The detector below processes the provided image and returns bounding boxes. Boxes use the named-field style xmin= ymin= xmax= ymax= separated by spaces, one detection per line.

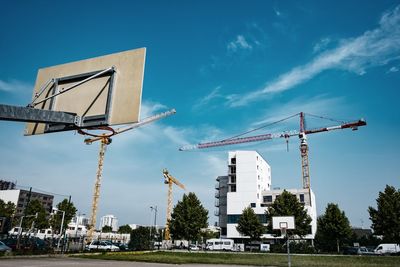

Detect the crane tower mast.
xmin=162 ymin=169 xmax=185 ymax=240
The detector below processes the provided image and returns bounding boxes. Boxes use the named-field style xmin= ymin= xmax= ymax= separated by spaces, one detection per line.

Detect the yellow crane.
xmin=162 ymin=169 xmax=185 ymax=240
xmin=80 ymin=109 xmax=176 ymax=242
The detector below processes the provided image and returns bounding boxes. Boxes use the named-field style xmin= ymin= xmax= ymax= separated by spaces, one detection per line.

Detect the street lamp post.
xmin=150 ymin=206 xmax=158 ymax=248
xmin=53 ymin=208 xmax=66 ymax=251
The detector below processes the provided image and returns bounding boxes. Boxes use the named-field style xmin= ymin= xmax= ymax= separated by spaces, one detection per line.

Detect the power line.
xmin=16 ymin=184 xmax=70 ymax=198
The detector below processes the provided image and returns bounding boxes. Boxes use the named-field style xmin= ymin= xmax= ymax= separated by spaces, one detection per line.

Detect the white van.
xmin=374 ymin=243 xmax=400 ymax=255
xmin=206 ymin=238 xmax=234 ymax=251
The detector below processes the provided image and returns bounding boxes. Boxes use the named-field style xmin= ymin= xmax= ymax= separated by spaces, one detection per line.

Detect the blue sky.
xmin=1 ymin=0 xmax=399 ymax=229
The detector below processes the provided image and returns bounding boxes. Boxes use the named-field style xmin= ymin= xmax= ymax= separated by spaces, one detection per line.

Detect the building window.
xmin=231 ymin=158 xmax=236 ymax=164
xmin=227 ymin=215 xmax=241 ymax=223
xmin=230 ymin=166 xmax=236 ymax=174
xmin=230 ymin=176 xmax=236 ymax=183
xmin=299 ymin=194 xmax=305 ymax=203
xmin=257 ymin=214 xmax=268 ymax=223
xmin=228 ymin=214 xmax=267 ymax=224
xmin=250 ymin=203 xmax=256 ymax=208
xmin=260 ymin=203 xmax=268 ymax=207
xmin=263 ymin=195 xmax=273 ymax=203
xmin=230 ymin=185 xmax=236 ymax=192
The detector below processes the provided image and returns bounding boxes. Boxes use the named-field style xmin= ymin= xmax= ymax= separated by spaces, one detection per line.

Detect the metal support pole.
xmin=16 ymin=216 xmax=24 ymax=249
xmin=287 ymin=236 xmax=291 ymax=267
xmin=57 ymin=210 xmax=65 ymax=251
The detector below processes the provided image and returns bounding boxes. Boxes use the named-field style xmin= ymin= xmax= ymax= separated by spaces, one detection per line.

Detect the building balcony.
xmin=227 ymin=179 xmax=236 ymax=185
xmin=215 ymin=199 xmax=219 ymax=207
xmin=215 ymin=191 xmax=220 ymax=198
xmin=214 ymin=210 xmax=219 ymax=216
xmin=215 ymin=183 xmax=220 ymax=189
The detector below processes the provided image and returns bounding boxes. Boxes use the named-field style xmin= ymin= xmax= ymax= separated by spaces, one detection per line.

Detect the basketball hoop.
xmin=279 ymin=222 xmax=288 ymax=237
xmin=78 ymin=126 xmax=116 ymax=144
xmin=78 ymin=126 xmax=116 ymax=138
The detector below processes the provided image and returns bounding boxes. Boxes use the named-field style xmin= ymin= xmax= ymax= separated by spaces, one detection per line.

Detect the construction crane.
xmin=180 ymin=112 xmax=366 ymax=192
xmin=162 ymin=169 xmax=185 ymax=240
xmin=81 ymin=109 xmax=176 ymax=241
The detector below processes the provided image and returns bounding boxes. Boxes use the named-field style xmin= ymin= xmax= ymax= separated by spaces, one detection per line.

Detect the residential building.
xmin=216 ymin=151 xmax=271 ymax=238
xmin=0 ymin=188 xmax=53 ymax=216
xmin=0 ymin=180 xmax=16 ymax=190
xmin=215 ymin=150 xmax=317 ymax=240
xmin=100 ymin=214 xmax=118 ymax=232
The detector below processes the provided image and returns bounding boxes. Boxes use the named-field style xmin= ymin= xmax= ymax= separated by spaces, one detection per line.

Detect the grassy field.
xmin=78 ymin=251 xmax=400 ymax=267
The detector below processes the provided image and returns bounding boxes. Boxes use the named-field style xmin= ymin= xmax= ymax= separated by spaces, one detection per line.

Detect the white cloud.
xmin=0 ymin=79 xmax=31 ymax=92
xmin=251 ymin=95 xmax=346 ymax=127
xmin=388 ymin=66 xmax=399 ymax=73
xmin=227 ymin=35 xmax=253 ymax=52
xmin=140 ymin=101 xmax=168 ymax=118
xmin=193 ymin=86 xmax=222 ymax=110
xmin=313 ymin=37 xmax=331 ymax=53
xmin=227 ymin=5 xmax=400 ymax=107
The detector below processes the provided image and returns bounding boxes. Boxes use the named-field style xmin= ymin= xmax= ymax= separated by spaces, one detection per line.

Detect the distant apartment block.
xmin=100 ymin=214 xmax=118 ymax=232
xmin=0 ymin=180 xmax=16 ymax=190
xmin=215 ymin=150 xmax=317 ymax=240
xmin=0 ymin=188 xmax=53 ymax=216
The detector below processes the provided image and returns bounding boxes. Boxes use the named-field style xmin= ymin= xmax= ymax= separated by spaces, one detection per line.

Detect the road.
xmin=0 ymin=257 xmax=260 ymax=267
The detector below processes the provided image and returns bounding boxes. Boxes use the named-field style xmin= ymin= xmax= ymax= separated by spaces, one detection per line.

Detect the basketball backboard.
xmin=25 ymin=48 xmax=146 ymax=135
xmin=272 ymin=216 xmax=295 ymax=230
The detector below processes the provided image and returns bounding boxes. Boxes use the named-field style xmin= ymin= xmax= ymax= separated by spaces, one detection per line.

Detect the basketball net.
xmin=280 ymin=227 xmax=287 ymax=237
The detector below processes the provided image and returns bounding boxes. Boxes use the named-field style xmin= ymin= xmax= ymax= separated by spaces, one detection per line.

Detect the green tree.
xmin=49 ymin=199 xmax=77 ymax=234
xmin=267 ymin=190 xmax=312 ymax=237
xmin=368 ymin=185 xmax=400 ymax=244
xmin=23 ymin=199 xmax=49 ymax=230
xmin=169 ymin=192 xmax=208 ymax=243
xmin=0 ymin=199 xmax=16 ymax=218
xmin=118 ymin=224 xmax=132 ymax=234
xmin=236 ymin=206 xmax=264 ymax=241
xmin=129 ymin=226 xmax=152 ymax=250
xmin=0 ymin=200 xmax=16 ymax=232
xmin=102 ymin=225 xmax=113 ymax=232
xmin=315 ymin=203 xmax=352 ymax=253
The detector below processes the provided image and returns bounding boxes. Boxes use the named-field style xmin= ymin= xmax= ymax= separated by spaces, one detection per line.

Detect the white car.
xmin=86 ymin=240 xmax=120 ymax=251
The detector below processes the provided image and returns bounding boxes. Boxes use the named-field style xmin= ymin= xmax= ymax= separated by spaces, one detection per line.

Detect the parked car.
xmin=86 ymin=240 xmax=120 ymax=252
xmin=0 ymin=241 xmax=11 ymax=253
xmin=189 ymin=244 xmax=200 ymax=251
xmin=343 ymin=246 xmax=375 ymax=255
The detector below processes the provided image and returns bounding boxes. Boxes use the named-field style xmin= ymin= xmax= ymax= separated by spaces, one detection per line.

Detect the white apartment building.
xmin=100 ymin=214 xmax=118 ymax=232
xmin=215 ymin=150 xmax=317 ymax=240
xmin=217 ymin=151 xmax=271 ymax=238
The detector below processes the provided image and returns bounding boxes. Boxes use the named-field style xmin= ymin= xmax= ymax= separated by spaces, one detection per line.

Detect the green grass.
xmin=77 ymin=251 xmax=400 ymax=267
